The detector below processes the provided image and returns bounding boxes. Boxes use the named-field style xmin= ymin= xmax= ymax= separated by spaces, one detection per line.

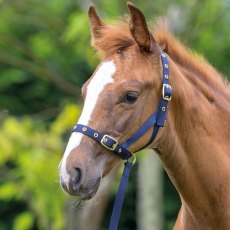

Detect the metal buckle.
xmin=101 ymin=135 xmax=118 ymax=151
xmin=162 ymin=84 xmax=172 ymax=101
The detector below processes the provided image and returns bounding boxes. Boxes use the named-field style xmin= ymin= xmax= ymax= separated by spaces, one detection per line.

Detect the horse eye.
xmin=122 ymin=92 xmax=139 ymax=104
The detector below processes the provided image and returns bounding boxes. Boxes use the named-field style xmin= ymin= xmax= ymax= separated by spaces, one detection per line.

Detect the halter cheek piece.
xmin=72 ymin=52 xmax=172 ymax=230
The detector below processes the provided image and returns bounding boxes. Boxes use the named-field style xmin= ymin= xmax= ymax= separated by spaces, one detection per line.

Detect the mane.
xmin=153 ymin=19 xmax=230 ymax=102
xmin=92 ymin=17 xmax=230 ymax=101
xmin=91 ymin=19 xmax=135 ymax=58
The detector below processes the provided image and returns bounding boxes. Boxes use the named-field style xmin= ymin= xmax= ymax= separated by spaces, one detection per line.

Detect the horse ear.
xmin=127 ymin=2 xmax=158 ymax=52
xmin=88 ymin=5 xmax=105 ymax=40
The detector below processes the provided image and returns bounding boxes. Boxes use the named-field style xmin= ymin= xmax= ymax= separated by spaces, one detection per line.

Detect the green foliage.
xmin=0 ymin=104 xmax=80 ymax=230
xmin=182 ymin=0 xmax=230 ymax=77
xmin=13 ymin=211 xmax=34 ymax=230
xmin=0 ymin=0 xmax=93 ymax=115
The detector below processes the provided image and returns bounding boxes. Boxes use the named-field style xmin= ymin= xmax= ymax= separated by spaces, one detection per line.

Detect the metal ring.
xmin=125 ymin=154 xmax=136 ymax=165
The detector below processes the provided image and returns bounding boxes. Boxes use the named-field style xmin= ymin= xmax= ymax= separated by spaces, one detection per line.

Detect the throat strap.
xmin=122 ymin=112 xmax=158 ymax=148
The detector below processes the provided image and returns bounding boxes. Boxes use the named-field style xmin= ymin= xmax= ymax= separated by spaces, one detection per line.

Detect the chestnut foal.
xmin=59 ymin=2 xmax=230 ymax=230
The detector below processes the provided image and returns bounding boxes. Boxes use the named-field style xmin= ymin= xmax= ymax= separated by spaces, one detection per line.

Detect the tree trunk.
xmin=137 ymin=149 xmax=164 ymax=230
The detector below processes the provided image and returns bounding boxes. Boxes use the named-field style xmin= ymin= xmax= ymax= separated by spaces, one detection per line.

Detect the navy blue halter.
xmin=72 ymin=51 xmax=172 ymax=230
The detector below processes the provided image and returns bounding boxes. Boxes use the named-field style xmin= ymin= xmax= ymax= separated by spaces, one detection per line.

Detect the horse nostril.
xmin=71 ymin=167 xmax=82 ymax=191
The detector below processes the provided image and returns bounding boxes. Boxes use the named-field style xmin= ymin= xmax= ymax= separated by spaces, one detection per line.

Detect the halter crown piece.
xmin=72 ymin=51 xmax=172 ymax=230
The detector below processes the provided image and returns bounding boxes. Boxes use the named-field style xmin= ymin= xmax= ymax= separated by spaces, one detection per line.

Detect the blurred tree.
xmin=0 ymin=0 xmax=94 ymax=116
xmin=137 ymin=150 xmax=164 ymax=230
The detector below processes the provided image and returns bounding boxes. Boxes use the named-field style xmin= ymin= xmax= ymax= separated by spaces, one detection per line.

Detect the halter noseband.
xmin=72 ymin=51 xmax=172 ymax=230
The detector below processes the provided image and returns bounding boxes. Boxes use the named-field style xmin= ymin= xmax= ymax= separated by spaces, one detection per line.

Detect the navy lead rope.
xmin=109 ymin=161 xmax=133 ymax=230
xmin=72 ymin=52 xmax=172 ymax=230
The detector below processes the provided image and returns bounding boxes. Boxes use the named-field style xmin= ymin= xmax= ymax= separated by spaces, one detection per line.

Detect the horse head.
xmin=59 ymin=3 xmax=165 ymax=199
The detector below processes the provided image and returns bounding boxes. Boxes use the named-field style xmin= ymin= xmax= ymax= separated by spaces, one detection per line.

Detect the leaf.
xmin=12 ymin=212 xmax=34 ymax=230
xmin=0 ymin=69 xmax=26 ymax=91
xmin=51 ymin=104 xmax=82 ymax=135
xmin=0 ymin=183 xmax=19 ymax=200
xmin=29 ymin=33 xmax=57 ymax=59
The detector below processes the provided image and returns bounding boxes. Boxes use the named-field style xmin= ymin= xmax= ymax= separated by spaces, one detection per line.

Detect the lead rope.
xmin=72 ymin=52 xmax=172 ymax=230
xmin=109 ymin=162 xmax=134 ymax=230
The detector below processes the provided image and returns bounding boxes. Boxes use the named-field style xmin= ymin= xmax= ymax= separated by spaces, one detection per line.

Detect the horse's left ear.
xmin=127 ymin=2 xmax=159 ymax=53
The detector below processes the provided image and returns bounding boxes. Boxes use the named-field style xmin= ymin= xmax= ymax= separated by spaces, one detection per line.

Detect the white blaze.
xmin=60 ymin=61 xmax=116 ymax=181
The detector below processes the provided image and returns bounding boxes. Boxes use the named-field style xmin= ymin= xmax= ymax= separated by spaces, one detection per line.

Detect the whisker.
xmin=71 ymin=198 xmax=87 ymax=209
xmin=54 ymin=179 xmax=60 ymax=183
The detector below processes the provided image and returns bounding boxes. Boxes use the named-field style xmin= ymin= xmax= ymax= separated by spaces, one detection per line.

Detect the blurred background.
xmin=0 ymin=0 xmax=229 ymax=229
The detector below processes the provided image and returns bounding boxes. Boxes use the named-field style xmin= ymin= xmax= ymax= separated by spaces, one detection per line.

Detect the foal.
xmin=59 ymin=3 xmax=230 ymax=229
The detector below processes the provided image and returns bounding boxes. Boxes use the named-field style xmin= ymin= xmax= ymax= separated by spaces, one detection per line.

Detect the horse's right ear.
xmin=88 ymin=5 xmax=105 ymax=40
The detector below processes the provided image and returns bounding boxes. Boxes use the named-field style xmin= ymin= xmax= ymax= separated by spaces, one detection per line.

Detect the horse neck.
xmin=154 ymin=57 xmax=230 ymax=226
